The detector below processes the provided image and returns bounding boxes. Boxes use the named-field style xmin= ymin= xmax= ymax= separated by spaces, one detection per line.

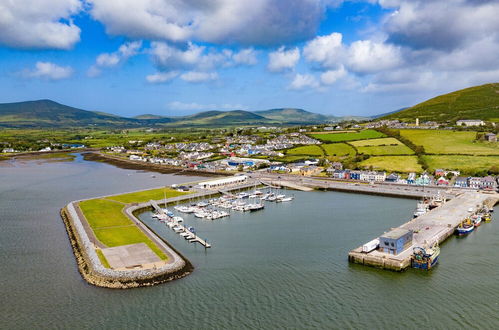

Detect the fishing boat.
xmin=429 ymin=191 xmax=444 ymax=210
xmin=472 ymin=215 xmax=482 ymax=227
xmin=411 ymin=244 xmax=440 ymax=270
xmin=456 ymin=219 xmax=474 ymax=235
xmin=413 ymin=201 xmax=429 ymax=218
xmin=483 ymin=213 xmax=492 ymax=221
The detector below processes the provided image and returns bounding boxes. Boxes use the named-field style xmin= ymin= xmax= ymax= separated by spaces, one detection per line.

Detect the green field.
xmin=311 ymin=129 xmax=385 ymax=142
xmin=359 ymin=156 xmax=423 ymax=173
xmin=79 ymin=199 xmax=132 ymax=227
xmin=78 ymin=198 xmax=167 ymax=260
xmin=400 ymin=129 xmax=499 ymax=155
xmin=322 ymin=143 xmax=356 ymax=156
xmin=422 ymin=155 xmax=499 ymax=174
xmin=107 ymin=187 xmax=190 ymax=204
xmin=286 ymin=145 xmax=324 ymax=156
xmin=350 ymin=137 xmax=414 ymax=155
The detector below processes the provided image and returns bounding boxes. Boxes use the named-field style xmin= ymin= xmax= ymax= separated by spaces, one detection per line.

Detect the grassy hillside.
xmin=382 ymin=83 xmax=499 ymax=122
xmin=1 ymin=100 xmax=339 ymax=128
xmin=0 ymin=100 xmax=141 ymax=128
xmin=255 ymin=108 xmax=332 ymax=123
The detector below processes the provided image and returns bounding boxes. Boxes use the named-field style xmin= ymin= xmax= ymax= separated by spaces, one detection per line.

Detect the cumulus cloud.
xmin=146 ymin=71 xmax=179 ymax=84
xmin=87 ymin=0 xmax=327 ymax=46
xmin=180 ymin=71 xmax=218 ymax=83
xmin=347 ymin=40 xmax=402 ymax=74
xmin=88 ymin=41 xmax=142 ymax=77
xmin=168 ymin=101 xmax=248 ymax=111
xmin=289 ymin=73 xmax=320 ymax=90
xmin=382 ymin=0 xmax=499 ymax=51
xmin=303 ymin=32 xmax=344 ymax=68
xmin=0 ymin=0 xmax=81 ymax=49
xmin=21 ymin=62 xmax=73 ymax=80
xmin=320 ymin=66 xmax=347 ymax=85
xmin=231 ymin=48 xmax=258 ymax=66
xmin=268 ymin=47 xmax=300 ymax=72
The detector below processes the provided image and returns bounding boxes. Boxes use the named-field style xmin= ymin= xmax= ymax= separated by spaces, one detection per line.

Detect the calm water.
xmin=1 ymin=154 xmax=498 ymax=329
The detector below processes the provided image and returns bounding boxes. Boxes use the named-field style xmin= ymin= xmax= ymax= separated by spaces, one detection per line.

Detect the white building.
xmin=198 ymin=175 xmax=248 ymax=189
xmin=456 ymin=119 xmax=485 ymax=126
xmin=360 ymin=171 xmax=386 ymax=182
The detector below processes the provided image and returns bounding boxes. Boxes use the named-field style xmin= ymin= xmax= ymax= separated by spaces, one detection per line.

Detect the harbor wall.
xmin=60 ymin=203 xmax=193 ymax=289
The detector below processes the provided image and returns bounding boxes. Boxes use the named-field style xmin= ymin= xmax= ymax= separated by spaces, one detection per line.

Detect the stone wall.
xmin=61 ymin=202 xmax=193 ymax=289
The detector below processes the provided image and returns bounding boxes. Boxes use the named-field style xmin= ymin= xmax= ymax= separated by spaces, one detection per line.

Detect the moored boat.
xmin=456 ymin=219 xmax=474 ymax=235
xmin=411 ymin=244 xmax=440 ymax=270
xmin=472 ymin=215 xmax=482 ymax=227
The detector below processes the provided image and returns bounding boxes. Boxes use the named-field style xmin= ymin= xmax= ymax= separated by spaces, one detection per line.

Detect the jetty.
xmin=348 ymin=191 xmax=499 ymax=271
xmin=261 ymin=180 xmax=313 ymax=192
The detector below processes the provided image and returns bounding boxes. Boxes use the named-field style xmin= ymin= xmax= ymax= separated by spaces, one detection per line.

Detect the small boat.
xmin=197 ymin=201 xmax=209 ymax=208
xmin=194 ymin=212 xmax=205 ymax=218
xmin=456 ymin=219 xmax=474 ymax=235
xmin=248 ymin=203 xmax=265 ymax=211
xmin=411 ymin=244 xmax=440 ymax=270
xmin=483 ymin=213 xmax=492 ymax=221
xmin=413 ymin=201 xmax=429 ymax=218
xmin=278 ymin=196 xmax=294 ymax=202
xmin=472 ymin=215 xmax=482 ymax=227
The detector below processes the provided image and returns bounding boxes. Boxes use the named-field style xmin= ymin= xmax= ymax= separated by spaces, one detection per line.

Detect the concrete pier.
xmin=348 ymin=191 xmax=499 ymax=271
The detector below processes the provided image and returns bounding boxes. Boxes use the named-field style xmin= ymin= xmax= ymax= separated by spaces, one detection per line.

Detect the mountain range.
xmin=0 ymin=100 xmax=366 ymax=128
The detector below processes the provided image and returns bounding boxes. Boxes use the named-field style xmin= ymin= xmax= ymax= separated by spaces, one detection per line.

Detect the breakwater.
xmin=61 ymin=202 xmax=192 ymax=289
xmin=83 ymin=151 xmax=229 ymax=177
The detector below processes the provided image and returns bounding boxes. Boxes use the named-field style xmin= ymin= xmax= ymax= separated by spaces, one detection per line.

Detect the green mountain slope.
xmin=382 ymin=83 xmax=499 ymax=122
xmin=0 ymin=100 xmax=344 ymax=128
xmin=0 ymin=99 xmax=140 ymax=128
xmin=255 ymin=108 xmax=333 ymax=123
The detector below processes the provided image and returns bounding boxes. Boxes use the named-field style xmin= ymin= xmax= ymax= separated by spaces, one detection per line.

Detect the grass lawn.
xmin=311 ymin=129 xmax=385 ymax=142
xmin=79 ymin=199 xmax=132 ymax=228
xmin=422 ymin=155 xmax=499 ymax=174
xmin=286 ymin=145 xmax=324 ymax=156
xmin=107 ymin=187 xmax=190 ymax=204
xmin=400 ymin=129 xmax=499 ymax=155
xmin=279 ymin=155 xmax=310 ymax=162
xmin=322 ymin=143 xmax=356 ymax=156
xmin=93 ymin=226 xmax=167 ymax=259
xmin=79 ymin=198 xmax=168 ymax=260
xmin=350 ymin=137 xmax=414 ymax=155
xmin=359 ymin=156 xmax=423 ymax=173
xmin=96 ymin=249 xmax=111 ymax=268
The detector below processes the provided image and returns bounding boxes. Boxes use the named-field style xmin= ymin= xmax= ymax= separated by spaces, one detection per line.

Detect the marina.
xmin=3 ymin=156 xmax=499 ymax=328
xmin=145 ymin=184 xmax=296 ymax=248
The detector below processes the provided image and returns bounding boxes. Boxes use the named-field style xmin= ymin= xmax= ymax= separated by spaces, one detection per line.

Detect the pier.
xmin=348 ymin=191 xmax=499 ymax=271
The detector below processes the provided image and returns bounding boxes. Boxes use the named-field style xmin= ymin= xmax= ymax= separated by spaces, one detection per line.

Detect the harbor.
xmin=142 ymin=182 xmax=296 ymax=249
xmin=348 ymin=191 xmax=499 ymax=271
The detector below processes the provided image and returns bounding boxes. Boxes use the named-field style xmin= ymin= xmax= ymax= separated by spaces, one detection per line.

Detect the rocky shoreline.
xmin=83 ymin=151 xmax=229 ymax=177
xmin=60 ymin=203 xmax=194 ymax=289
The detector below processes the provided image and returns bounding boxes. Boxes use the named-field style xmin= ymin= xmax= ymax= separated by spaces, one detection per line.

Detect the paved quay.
xmin=348 ymin=191 xmax=499 ymax=271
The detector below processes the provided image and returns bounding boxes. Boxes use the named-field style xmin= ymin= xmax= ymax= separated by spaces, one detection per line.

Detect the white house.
xmin=456 ymin=119 xmax=485 ymax=126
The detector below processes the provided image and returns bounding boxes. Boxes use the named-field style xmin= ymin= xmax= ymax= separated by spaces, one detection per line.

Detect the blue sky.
xmin=1 ymin=0 xmax=499 ymax=117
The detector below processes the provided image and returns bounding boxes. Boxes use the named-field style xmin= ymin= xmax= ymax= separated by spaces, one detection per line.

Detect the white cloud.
xmin=268 ymin=47 xmax=300 ymax=72
xmin=180 ymin=71 xmax=218 ymax=83
xmin=21 ymin=61 xmax=73 ymax=80
xmin=168 ymin=101 xmax=248 ymax=111
xmin=89 ymin=41 xmax=142 ymax=77
xmin=232 ymin=48 xmax=258 ymax=66
xmin=288 ymin=73 xmax=320 ymax=90
xmin=303 ymin=32 xmax=344 ymax=68
xmin=87 ymin=0 xmax=328 ymax=46
xmin=0 ymin=0 xmax=81 ymax=49
xmin=320 ymin=66 xmax=347 ymax=85
xmin=347 ymin=40 xmax=402 ymax=74
xmin=146 ymin=71 xmax=179 ymax=84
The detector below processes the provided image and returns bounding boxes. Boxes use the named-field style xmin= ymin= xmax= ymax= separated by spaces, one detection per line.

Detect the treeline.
xmin=375 ymin=126 xmax=429 ymax=170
